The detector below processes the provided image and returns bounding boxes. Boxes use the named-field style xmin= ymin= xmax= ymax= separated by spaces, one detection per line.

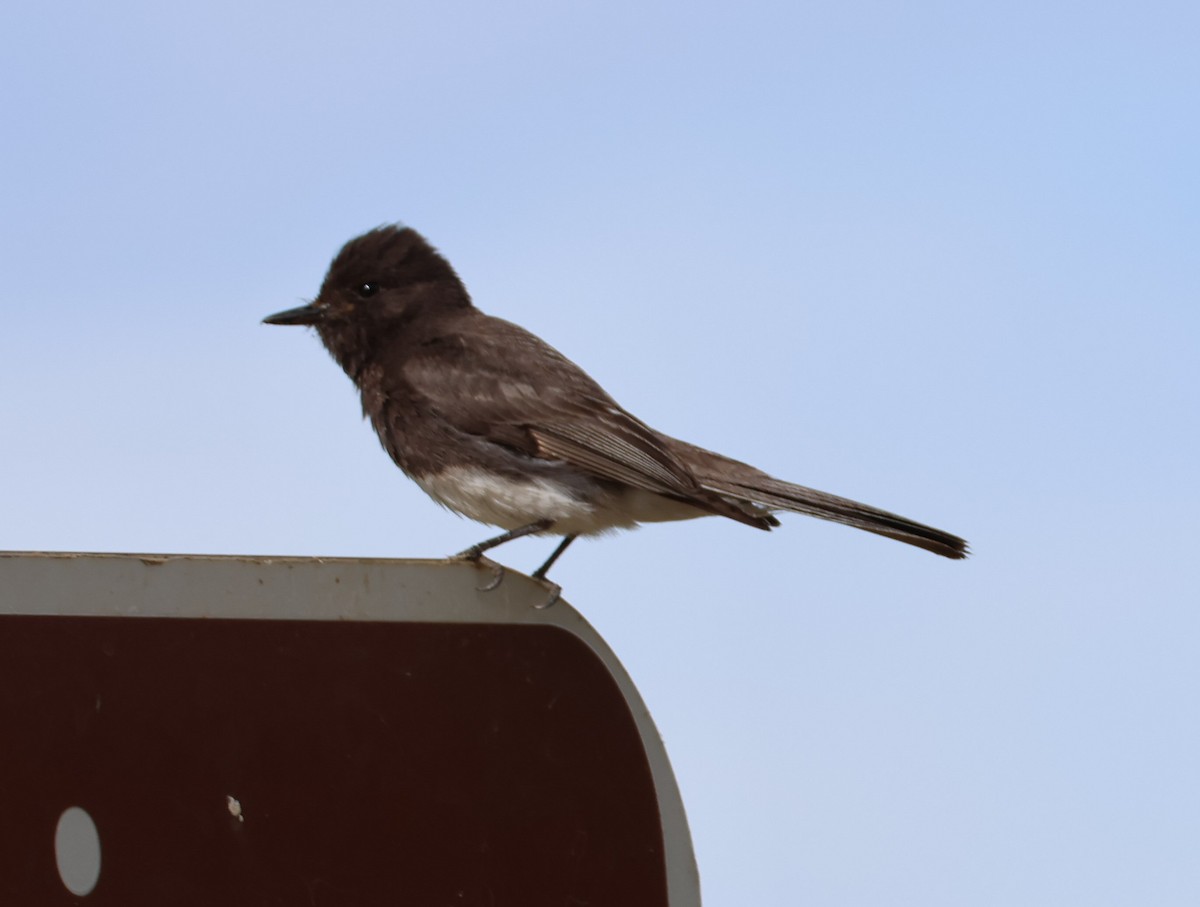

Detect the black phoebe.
xmin=264 ymin=225 xmax=967 ymax=591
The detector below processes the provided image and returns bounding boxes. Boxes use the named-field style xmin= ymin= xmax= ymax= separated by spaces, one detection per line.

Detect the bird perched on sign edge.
xmin=264 ymin=225 xmax=968 ymax=602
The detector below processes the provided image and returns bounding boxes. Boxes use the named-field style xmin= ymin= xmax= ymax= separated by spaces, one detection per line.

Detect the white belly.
xmin=414 ymin=466 xmax=710 ymax=536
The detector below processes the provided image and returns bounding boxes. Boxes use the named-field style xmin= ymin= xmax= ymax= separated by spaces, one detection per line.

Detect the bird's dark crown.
xmin=317 ymin=225 xmax=468 ymax=314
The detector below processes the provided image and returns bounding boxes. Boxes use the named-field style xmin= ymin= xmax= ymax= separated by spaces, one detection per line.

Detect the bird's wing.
xmin=398 ymin=315 xmax=772 ymax=529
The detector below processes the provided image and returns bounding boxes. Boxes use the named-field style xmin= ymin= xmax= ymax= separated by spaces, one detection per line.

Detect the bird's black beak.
xmin=262 ymin=302 xmax=323 ymax=326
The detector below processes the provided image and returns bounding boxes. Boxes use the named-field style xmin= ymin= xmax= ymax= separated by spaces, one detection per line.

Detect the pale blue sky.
xmin=3 ymin=2 xmax=1198 ymax=903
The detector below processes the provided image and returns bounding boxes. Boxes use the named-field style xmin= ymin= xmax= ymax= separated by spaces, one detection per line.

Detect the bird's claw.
xmin=453 ymin=549 xmax=506 ymax=592
xmin=534 ymin=580 xmax=561 ymax=610
xmin=477 ymin=562 xmax=505 ymax=592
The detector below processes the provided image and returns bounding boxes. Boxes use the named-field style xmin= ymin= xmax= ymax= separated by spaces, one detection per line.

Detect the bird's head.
xmin=263 ymin=225 xmax=470 ymax=360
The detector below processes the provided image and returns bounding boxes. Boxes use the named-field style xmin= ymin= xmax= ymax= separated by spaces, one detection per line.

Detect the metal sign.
xmin=0 ymin=552 xmax=700 ymax=906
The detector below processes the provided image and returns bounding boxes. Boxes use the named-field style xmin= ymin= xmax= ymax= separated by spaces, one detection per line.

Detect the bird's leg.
xmin=454 ymin=520 xmax=554 ymax=591
xmin=532 ymin=535 xmax=577 ymax=580
xmin=456 ymin=520 xmax=555 ymax=560
xmin=528 ymin=535 xmax=577 ymax=609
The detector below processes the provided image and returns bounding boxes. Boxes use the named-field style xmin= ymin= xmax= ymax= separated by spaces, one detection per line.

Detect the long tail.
xmin=666 ymin=437 xmax=969 ymax=560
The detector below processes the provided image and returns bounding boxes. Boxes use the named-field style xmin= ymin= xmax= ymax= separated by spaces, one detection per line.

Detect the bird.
xmin=263 ymin=225 xmax=967 ymax=597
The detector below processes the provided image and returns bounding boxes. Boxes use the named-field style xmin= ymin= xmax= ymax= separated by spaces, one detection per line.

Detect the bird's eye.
xmin=356 ymin=282 xmax=379 ymax=298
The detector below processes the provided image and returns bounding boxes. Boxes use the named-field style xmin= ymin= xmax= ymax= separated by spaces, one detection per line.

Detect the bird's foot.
xmin=453 ymin=548 xmax=506 ymax=592
xmin=533 ymin=579 xmax=561 ymax=610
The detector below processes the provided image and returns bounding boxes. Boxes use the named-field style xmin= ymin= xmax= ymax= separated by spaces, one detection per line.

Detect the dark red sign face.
xmin=0 ymin=617 xmax=668 ymax=906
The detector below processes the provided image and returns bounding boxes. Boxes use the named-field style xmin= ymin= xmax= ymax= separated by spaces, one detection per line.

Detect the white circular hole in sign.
xmin=55 ymin=806 xmax=102 ymax=896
